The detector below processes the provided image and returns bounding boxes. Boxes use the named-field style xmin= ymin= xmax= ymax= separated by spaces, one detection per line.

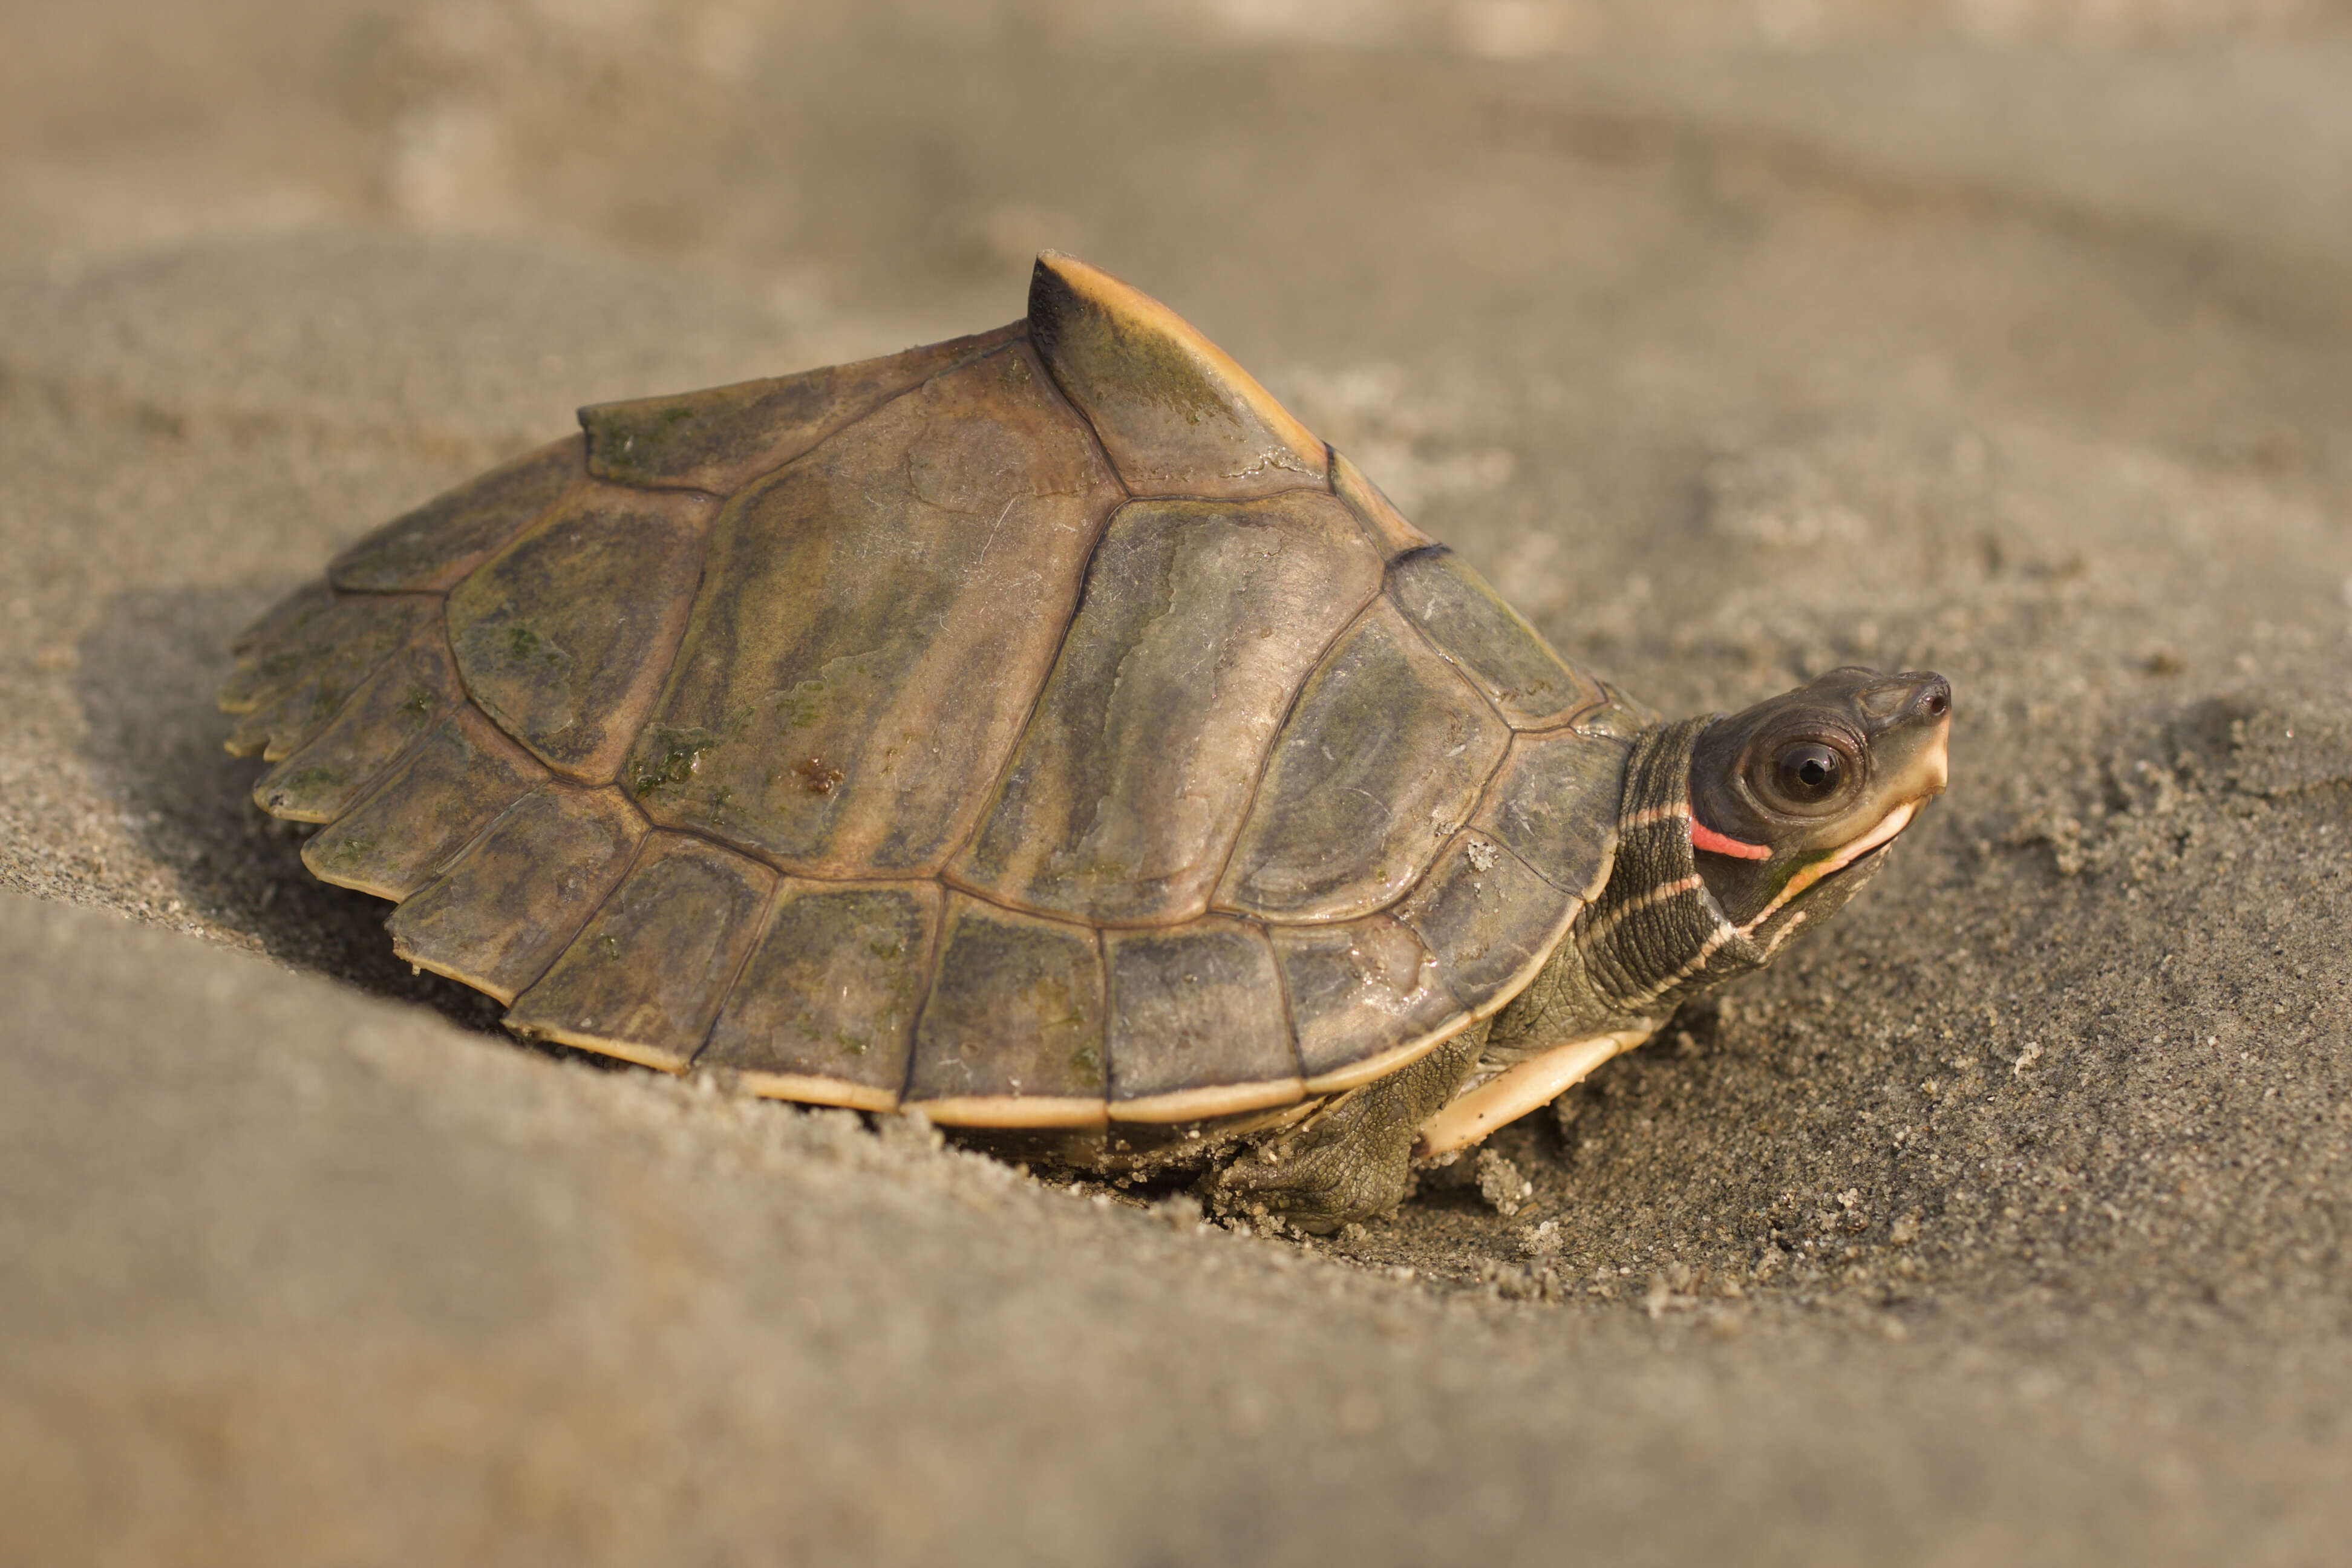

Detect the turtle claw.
xmin=1207 ymin=1105 xmax=1414 ymax=1234
xmin=1203 ymin=1024 xmax=1487 ymax=1235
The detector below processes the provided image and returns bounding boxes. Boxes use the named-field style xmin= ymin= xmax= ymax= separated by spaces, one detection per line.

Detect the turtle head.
xmin=1515 ymin=667 xmax=1949 ymax=1034
xmin=1685 ymin=666 xmax=1952 ymax=930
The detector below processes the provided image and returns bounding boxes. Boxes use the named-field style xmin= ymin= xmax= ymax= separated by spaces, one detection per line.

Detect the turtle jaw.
xmin=1749 ymin=792 xmax=1918 ymax=929
xmin=1870 ymin=687 xmax=1952 ymax=809
xmin=1913 ymin=739 xmax=1949 ymax=800
xmin=1842 ymin=701 xmax=1951 ymax=849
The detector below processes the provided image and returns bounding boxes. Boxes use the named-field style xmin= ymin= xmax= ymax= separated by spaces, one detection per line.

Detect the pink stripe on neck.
xmin=1689 ymin=812 xmax=1771 ymax=861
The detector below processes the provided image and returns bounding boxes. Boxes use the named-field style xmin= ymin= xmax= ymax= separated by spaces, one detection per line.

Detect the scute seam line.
xmin=578 ymin=325 xmax=1025 ymax=496
xmin=255 ymin=617 xmax=454 ymax=822
xmin=1462 ymin=728 xmax=1633 ymax=902
xmin=411 ymin=704 xmax=557 ymax=888
xmin=1322 ymin=440 xmax=1418 ymax=563
xmin=1255 ymin=913 xmax=1310 ymax=1088
xmin=901 ymin=900 xmax=1111 ymax=1119
xmin=1112 ymin=481 xmax=1327 ymax=504
xmin=1199 ymin=584 xmax=1387 ymax=908
xmin=292 ymin=604 xmax=465 ymax=833
xmin=244 ymin=588 xmax=443 ymax=762
xmin=503 ymin=819 xmax=660 ymax=1044
xmin=313 ymin=700 xmax=549 ymax=901
xmin=587 ymin=335 xmax=1041 ymax=797
xmin=1396 ymin=834 xmax=1576 ymax=1025
xmin=690 ymin=873 xmax=945 ymax=1108
xmin=552 ymin=488 xmax=719 ymax=788
xmin=928 ymin=336 xmax=1133 ymax=882
xmin=684 ymin=861 xmax=789 ymax=1076
xmin=405 ymin=781 xmax=648 ymax=1008
xmin=1379 ymin=567 xmax=1514 ymax=731
xmin=329 ymin=441 xmax=588 ymax=594
xmin=1376 ymin=550 xmax=1605 ymax=733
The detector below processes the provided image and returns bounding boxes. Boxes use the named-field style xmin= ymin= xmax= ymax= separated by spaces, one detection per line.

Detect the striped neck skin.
xmin=1573 ymin=717 xmax=1890 ymax=1019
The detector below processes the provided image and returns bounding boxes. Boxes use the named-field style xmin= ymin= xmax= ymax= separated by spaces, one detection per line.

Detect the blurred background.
xmin=9 ymin=0 xmax=2348 ymax=722
xmin=10 ymin=0 xmax=2352 ymax=302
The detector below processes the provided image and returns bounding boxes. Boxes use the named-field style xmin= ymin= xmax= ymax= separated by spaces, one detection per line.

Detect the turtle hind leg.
xmin=1203 ymin=1022 xmax=1487 ymax=1234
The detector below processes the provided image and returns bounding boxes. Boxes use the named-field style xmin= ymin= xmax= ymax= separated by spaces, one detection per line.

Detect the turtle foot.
xmin=1201 ymin=1023 xmax=1487 ymax=1235
xmin=1205 ymin=1103 xmax=1413 ymax=1234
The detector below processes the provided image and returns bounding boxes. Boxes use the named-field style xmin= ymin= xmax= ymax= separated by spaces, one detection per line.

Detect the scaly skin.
xmin=1205 ymin=1024 xmax=1489 ymax=1234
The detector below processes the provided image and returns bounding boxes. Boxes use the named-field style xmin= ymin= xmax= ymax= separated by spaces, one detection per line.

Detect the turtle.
xmin=220 ymin=252 xmax=1952 ymax=1232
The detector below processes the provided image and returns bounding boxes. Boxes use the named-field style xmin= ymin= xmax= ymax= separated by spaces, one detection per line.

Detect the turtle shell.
xmin=223 ymin=253 xmax=1636 ymax=1128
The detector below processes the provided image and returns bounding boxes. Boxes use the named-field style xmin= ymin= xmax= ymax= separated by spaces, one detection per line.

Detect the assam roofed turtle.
xmin=220 ymin=252 xmax=1952 ymax=1232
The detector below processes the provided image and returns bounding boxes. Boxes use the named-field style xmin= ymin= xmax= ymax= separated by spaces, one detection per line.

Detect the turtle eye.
xmin=1771 ymin=742 xmax=1844 ymax=805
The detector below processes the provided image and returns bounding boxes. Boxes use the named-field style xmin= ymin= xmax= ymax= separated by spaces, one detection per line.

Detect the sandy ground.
xmin=4 ymin=4 xmax=2350 ymax=1562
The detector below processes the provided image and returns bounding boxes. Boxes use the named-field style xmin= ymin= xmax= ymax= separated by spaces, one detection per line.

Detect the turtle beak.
xmin=1878 ymin=671 xmax=1952 ymax=805
xmin=1918 ymin=719 xmax=1951 ymax=798
xmin=1853 ymin=667 xmax=1947 ymax=804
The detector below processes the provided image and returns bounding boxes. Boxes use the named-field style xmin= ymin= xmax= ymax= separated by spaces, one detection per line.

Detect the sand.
xmin=4 ymin=5 xmax=2350 ymax=1562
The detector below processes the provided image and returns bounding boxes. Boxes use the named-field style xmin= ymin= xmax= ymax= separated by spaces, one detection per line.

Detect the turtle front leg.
xmin=1204 ymin=1022 xmax=1488 ymax=1234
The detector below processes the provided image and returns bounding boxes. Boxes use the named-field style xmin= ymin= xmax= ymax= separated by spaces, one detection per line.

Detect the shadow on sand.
xmin=75 ymin=581 xmax=528 ymax=1039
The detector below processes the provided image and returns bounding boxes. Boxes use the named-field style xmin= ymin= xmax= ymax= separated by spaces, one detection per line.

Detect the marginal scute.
xmin=1469 ymin=728 xmax=1628 ymax=901
xmin=1028 ymin=252 xmax=1325 ymax=498
xmin=627 ymin=343 xmax=1122 ymax=874
xmin=904 ymin=896 xmax=1106 ymax=1125
xmin=1269 ymin=915 xmax=1467 ymax=1089
xmin=580 ymin=324 xmax=1024 ymax=494
xmin=1387 ymin=549 xmax=1599 ymax=730
xmin=221 ymin=592 xmax=438 ymax=760
xmin=1331 ymin=448 xmax=1435 ymax=558
xmin=220 ymin=584 xmax=425 ymax=716
xmin=1394 ymin=831 xmax=1580 ymax=1016
xmin=252 ymin=630 xmax=463 ymax=823
xmin=387 ymin=784 xmax=648 ymax=1004
xmin=1105 ymin=918 xmax=1298 ymax=1120
xmin=1217 ymin=600 xmax=1509 ymax=922
xmin=229 ymin=581 xmax=331 ymax=662
xmin=300 ymin=707 xmax=548 ymax=900
xmin=953 ymin=491 xmax=1384 ymax=925
xmin=328 ymin=437 xmax=583 ymax=593
xmin=701 ymin=880 xmax=944 ymax=1110
xmin=448 ymin=482 xmax=713 ymax=783
xmin=505 ymin=832 xmax=776 ymax=1072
